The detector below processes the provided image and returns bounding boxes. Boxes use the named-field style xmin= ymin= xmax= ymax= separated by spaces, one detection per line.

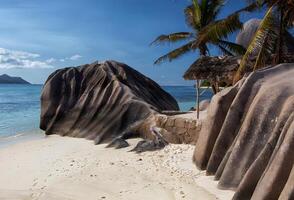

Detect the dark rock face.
xmin=0 ymin=74 xmax=30 ymax=84
xmin=193 ymin=63 xmax=294 ymax=200
xmin=40 ymin=60 xmax=179 ymax=144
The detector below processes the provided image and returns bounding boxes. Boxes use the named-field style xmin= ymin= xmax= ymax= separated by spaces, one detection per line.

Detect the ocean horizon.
xmin=0 ymin=84 xmax=213 ymax=138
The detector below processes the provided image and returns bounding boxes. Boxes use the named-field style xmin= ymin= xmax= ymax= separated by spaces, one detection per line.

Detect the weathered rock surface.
xmin=155 ymin=113 xmax=203 ymax=144
xmin=193 ymin=63 xmax=294 ymax=200
xmin=198 ymin=99 xmax=210 ymax=111
xmin=40 ymin=60 xmax=179 ymax=145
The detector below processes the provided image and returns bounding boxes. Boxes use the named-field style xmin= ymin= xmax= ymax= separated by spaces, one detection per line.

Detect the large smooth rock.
xmin=40 ymin=60 xmax=179 ymax=144
xmin=193 ymin=63 xmax=294 ymax=199
xmin=198 ymin=99 xmax=210 ymax=111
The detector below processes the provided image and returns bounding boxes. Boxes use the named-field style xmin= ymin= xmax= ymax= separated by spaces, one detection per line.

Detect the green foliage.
xmin=200 ymin=80 xmax=211 ymax=86
xmin=217 ymin=40 xmax=246 ymax=55
xmin=235 ymin=0 xmax=294 ymax=82
xmin=196 ymin=14 xmax=242 ymax=45
xmin=152 ymin=0 xmax=251 ymax=64
xmin=151 ymin=32 xmax=193 ymax=45
xmin=153 ymin=41 xmax=196 ymax=65
xmin=239 ymin=6 xmax=277 ymax=71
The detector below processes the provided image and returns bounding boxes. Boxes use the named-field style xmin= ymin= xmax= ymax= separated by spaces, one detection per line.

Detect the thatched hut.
xmin=183 ymin=54 xmax=294 ymax=93
xmin=183 ymin=56 xmax=241 ymax=93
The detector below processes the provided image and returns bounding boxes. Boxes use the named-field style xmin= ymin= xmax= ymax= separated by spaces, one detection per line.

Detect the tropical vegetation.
xmin=151 ymin=0 xmax=254 ymax=63
xmin=235 ymin=0 xmax=294 ymax=81
xmin=151 ymin=0 xmax=258 ymax=93
xmin=152 ymin=0 xmax=257 ymax=117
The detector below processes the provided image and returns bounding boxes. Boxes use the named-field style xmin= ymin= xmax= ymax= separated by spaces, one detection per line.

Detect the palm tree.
xmin=152 ymin=0 xmax=255 ymax=118
xmin=235 ymin=0 xmax=294 ymax=81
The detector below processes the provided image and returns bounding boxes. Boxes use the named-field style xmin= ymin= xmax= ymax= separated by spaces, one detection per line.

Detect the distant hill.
xmin=0 ymin=74 xmax=30 ymax=84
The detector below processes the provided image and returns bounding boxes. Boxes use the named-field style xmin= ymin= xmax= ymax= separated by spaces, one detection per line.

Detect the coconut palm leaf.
xmin=247 ymin=0 xmax=270 ymax=7
xmin=233 ymin=1 xmax=262 ymax=13
xmin=235 ymin=5 xmax=277 ymax=81
xmin=154 ymin=41 xmax=196 ymax=64
xmin=218 ymin=45 xmax=234 ymax=56
xmin=205 ymin=0 xmax=225 ymax=24
xmin=184 ymin=5 xmax=194 ymax=28
xmin=285 ymin=0 xmax=294 ymax=26
xmin=196 ymin=14 xmax=242 ymax=45
xmin=184 ymin=4 xmax=201 ymax=29
xmin=193 ymin=0 xmax=202 ymax=26
xmin=199 ymin=0 xmax=208 ymax=24
xmin=196 ymin=2 xmax=259 ymax=45
xmin=150 ymin=32 xmax=193 ymax=45
xmin=153 ymin=0 xmax=258 ymax=70
xmin=217 ymin=40 xmax=246 ymax=55
xmin=253 ymin=26 xmax=277 ymax=69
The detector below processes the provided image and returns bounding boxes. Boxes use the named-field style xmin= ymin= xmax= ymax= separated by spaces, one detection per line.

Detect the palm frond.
xmin=285 ymin=0 xmax=294 ymax=27
xmin=150 ymin=32 xmax=193 ymax=46
xmin=247 ymin=0 xmax=266 ymax=7
xmin=196 ymin=14 xmax=242 ymax=44
xmin=235 ymin=5 xmax=277 ymax=82
xmin=206 ymin=0 xmax=225 ymax=24
xmin=192 ymin=0 xmax=202 ymax=26
xmin=184 ymin=4 xmax=200 ymax=29
xmin=154 ymin=41 xmax=196 ymax=64
xmin=217 ymin=40 xmax=246 ymax=55
xmin=218 ymin=45 xmax=234 ymax=56
xmin=253 ymin=27 xmax=277 ymax=69
xmin=199 ymin=0 xmax=209 ymax=26
xmin=230 ymin=1 xmax=261 ymax=15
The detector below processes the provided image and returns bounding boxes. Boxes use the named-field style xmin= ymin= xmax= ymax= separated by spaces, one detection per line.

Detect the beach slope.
xmin=0 ymin=135 xmax=233 ymax=200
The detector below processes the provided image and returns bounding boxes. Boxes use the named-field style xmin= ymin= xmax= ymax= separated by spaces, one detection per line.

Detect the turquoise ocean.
xmin=0 ymin=84 xmax=213 ymax=138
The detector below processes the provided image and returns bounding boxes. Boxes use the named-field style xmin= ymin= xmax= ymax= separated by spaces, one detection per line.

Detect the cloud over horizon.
xmin=69 ymin=54 xmax=82 ymax=60
xmin=0 ymin=48 xmax=54 ymax=69
xmin=0 ymin=48 xmax=83 ymax=69
xmin=59 ymin=54 xmax=83 ymax=62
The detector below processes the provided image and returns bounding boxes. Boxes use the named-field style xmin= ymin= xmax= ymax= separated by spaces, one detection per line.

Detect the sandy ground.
xmin=0 ymin=135 xmax=234 ymax=200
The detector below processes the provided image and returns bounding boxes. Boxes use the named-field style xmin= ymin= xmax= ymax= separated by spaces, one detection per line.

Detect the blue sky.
xmin=0 ymin=0 xmax=263 ymax=85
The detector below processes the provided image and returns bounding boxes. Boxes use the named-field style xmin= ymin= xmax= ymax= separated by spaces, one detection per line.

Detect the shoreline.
xmin=0 ymin=135 xmax=234 ymax=200
xmin=0 ymin=129 xmax=44 ymax=149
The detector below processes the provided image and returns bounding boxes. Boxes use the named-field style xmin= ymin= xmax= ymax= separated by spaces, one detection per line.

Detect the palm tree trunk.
xmin=210 ymin=79 xmax=219 ymax=94
xmin=196 ymin=79 xmax=200 ymax=119
xmin=196 ymin=45 xmax=207 ymax=119
xmin=215 ymin=81 xmax=220 ymax=93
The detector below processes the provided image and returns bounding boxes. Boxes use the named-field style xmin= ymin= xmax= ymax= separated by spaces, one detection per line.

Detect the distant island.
xmin=0 ymin=74 xmax=30 ymax=84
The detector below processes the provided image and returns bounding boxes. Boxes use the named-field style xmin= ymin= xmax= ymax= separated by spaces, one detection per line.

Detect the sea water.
xmin=0 ymin=84 xmax=213 ymax=138
xmin=0 ymin=84 xmax=43 ymax=138
xmin=163 ymin=86 xmax=213 ymax=111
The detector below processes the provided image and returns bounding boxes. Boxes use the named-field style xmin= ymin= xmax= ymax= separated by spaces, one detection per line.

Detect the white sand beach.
xmin=0 ymin=135 xmax=234 ymax=200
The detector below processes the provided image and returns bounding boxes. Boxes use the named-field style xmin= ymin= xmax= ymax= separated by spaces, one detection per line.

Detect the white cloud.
xmin=58 ymin=54 xmax=82 ymax=62
xmin=69 ymin=54 xmax=82 ymax=60
xmin=0 ymin=48 xmax=54 ymax=69
xmin=0 ymin=48 xmax=83 ymax=69
xmin=45 ymin=58 xmax=56 ymax=64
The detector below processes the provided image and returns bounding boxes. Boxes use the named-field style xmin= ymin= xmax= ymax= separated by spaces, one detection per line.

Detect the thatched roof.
xmin=183 ymin=56 xmax=241 ymax=80
xmin=183 ymin=54 xmax=294 ymax=81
